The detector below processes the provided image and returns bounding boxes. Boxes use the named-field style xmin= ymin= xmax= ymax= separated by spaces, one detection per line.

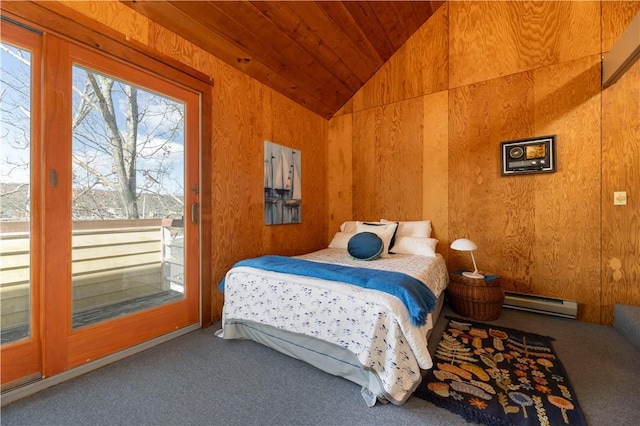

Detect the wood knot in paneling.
xmin=609 ymin=257 xmax=623 ymax=281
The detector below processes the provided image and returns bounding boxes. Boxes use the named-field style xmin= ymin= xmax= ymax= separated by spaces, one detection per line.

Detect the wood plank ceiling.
xmin=121 ymin=1 xmax=445 ymax=119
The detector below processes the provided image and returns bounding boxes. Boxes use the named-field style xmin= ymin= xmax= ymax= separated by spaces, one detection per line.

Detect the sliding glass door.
xmin=1 ymin=22 xmax=201 ymax=387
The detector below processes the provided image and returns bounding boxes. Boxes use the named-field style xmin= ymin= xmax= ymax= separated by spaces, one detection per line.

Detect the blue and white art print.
xmin=264 ymin=141 xmax=301 ymax=225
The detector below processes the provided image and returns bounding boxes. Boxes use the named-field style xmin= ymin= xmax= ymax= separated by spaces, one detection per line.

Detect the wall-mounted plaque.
xmin=501 ymin=135 xmax=556 ymax=175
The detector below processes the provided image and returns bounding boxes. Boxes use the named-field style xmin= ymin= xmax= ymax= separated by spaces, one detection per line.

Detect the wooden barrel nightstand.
xmin=447 ymin=271 xmax=505 ymax=321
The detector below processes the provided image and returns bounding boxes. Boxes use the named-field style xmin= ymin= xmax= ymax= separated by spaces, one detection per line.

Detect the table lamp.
xmin=450 ymin=238 xmax=484 ymax=279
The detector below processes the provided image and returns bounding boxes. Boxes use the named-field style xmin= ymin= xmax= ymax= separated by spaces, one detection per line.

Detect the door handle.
xmin=191 ymin=202 xmax=199 ymax=224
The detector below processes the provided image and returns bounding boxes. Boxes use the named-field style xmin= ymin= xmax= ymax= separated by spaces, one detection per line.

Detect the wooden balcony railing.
xmin=0 ymin=219 xmax=184 ymax=332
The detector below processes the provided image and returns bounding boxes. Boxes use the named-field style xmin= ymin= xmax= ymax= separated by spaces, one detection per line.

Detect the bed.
xmin=216 ymin=220 xmax=449 ymax=406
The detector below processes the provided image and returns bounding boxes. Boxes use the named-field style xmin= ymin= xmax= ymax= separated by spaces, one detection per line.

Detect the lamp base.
xmin=462 ymin=271 xmax=485 ymax=279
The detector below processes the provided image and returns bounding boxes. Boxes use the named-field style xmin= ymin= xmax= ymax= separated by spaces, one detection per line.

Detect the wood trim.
xmin=184 ymin=89 xmax=201 ymax=325
xmin=199 ymin=80 xmax=213 ymax=327
xmin=66 ymin=299 xmax=191 ymax=368
xmin=42 ymin=33 xmax=72 ymax=376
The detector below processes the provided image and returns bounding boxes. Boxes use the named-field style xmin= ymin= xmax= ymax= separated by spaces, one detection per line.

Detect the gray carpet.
xmin=1 ymin=303 xmax=639 ymax=425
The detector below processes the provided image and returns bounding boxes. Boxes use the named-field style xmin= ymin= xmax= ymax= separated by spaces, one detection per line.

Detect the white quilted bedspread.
xmin=221 ymin=248 xmax=449 ymax=404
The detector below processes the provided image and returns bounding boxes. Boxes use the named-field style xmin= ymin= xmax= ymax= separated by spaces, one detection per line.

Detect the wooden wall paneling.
xmin=353 ymin=61 xmax=393 ymax=113
xmin=601 ymin=1 xmax=640 ymax=324
xmin=376 ymin=98 xmax=424 ymax=220
xmin=352 ymin=107 xmax=383 ymax=221
xmin=448 ymin=75 xmax=537 ymax=292
xmin=352 ymin=98 xmax=424 ymax=222
xmin=422 ymin=90 xmax=449 ymax=256
xmin=211 ymin=72 xmax=271 ymax=259
xmin=270 ymin=92 xmax=328 ymax=257
xmin=147 ymin=22 xmax=213 ymax=78
xmin=61 ymin=0 xmax=150 ymax=45
xmin=210 ymin=71 xmax=272 ymax=319
xmin=353 ymin=3 xmax=448 ymax=112
xmin=531 ymin=56 xmax=602 ymax=323
xmin=448 ymin=1 xmax=600 ymax=89
xmin=399 ymin=4 xmax=448 ymax=103
xmin=602 ymin=1 xmax=640 ymax=51
xmin=327 ymin=114 xmax=353 ymax=240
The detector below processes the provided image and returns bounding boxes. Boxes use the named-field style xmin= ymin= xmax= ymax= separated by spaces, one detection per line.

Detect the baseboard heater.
xmin=503 ymin=291 xmax=578 ymax=319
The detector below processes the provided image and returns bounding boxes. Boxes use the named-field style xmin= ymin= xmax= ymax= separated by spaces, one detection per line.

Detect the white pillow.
xmin=390 ymin=236 xmax=438 ymax=257
xmin=328 ymin=232 xmax=355 ymax=249
xmin=381 ymin=219 xmax=431 ymax=238
xmin=339 ymin=221 xmax=358 ymax=234
xmin=355 ymin=222 xmax=398 ymax=257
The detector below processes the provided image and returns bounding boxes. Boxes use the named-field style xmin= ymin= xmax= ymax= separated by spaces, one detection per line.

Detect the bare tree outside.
xmin=71 ymin=65 xmax=185 ymax=220
xmin=0 ymin=42 xmax=32 ymax=221
xmin=1 ymin=43 xmax=186 ymax=221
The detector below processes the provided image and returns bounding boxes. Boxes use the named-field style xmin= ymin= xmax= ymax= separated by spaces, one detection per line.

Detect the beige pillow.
xmin=328 ymin=231 xmax=355 ymax=249
xmin=355 ymin=222 xmax=398 ymax=257
xmin=380 ymin=219 xmax=431 ymax=238
xmin=390 ymin=237 xmax=438 ymax=257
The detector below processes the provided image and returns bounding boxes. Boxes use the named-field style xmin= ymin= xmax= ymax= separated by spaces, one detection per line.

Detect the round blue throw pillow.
xmin=347 ymin=232 xmax=384 ymax=261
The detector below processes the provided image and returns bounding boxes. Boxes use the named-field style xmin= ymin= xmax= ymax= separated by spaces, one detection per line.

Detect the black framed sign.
xmin=501 ymin=135 xmax=556 ymax=175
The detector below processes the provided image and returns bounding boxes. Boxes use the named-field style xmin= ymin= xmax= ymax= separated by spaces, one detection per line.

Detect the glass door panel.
xmin=0 ymin=22 xmax=42 ymax=389
xmin=1 ymin=40 xmax=33 ymax=343
xmin=70 ymin=65 xmax=186 ymax=329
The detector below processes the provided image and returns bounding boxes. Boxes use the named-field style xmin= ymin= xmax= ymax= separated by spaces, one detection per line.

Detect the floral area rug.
xmin=414 ymin=317 xmax=587 ymax=426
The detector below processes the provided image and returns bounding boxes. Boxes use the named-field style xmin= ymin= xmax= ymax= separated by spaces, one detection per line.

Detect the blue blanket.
xmin=219 ymin=255 xmax=436 ymax=326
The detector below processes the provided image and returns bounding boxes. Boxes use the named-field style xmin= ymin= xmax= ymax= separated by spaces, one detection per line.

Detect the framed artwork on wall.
xmin=264 ymin=140 xmax=301 ymax=225
xmin=501 ymin=135 xmax=557 ymax=176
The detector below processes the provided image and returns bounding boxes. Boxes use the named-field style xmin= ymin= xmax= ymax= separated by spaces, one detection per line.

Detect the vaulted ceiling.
xmin=121 ymin=1 xmax=445 ymax=119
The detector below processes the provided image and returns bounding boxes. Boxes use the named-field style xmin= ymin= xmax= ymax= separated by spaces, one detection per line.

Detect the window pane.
xmin=0 ymin=42 xmax=32 ymax=344
xmin=70 ymin=65 xmax=185 ymax=329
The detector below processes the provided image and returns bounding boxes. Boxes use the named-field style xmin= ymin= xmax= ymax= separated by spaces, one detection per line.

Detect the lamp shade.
xmin=450 ymin=238 xmax=484 ymax=279
xmin=450 ymin=238 xmax=478 ymax=251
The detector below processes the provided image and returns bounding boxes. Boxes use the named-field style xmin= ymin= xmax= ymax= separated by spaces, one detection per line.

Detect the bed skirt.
xmin=218 ymin=294 xmax=445 ymax=406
